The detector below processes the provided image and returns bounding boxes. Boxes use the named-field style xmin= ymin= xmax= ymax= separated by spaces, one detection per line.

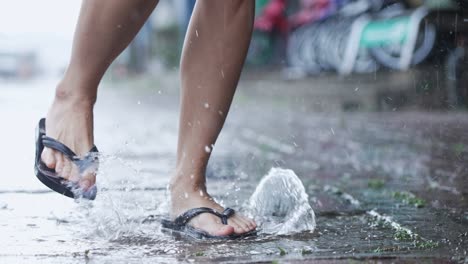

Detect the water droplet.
xmin=205 ymin=145 xmax=211 ymax=153
xmin=218 ymin=110 xmax=224 ymax=116
xmin=137 ymin=101 xmax=141 ymax=105
xmin=221 ymin=70 xmax=225 ymax=78
xmin=204 ymin=103 xmax=209 ymax=109
xmin=190 ymin=174 xmax=194 ymax=179
xmin=196 ymin=30 xmax=199 ymax=37
xmin=199 ymin=190 xmax=204 ymax=196
xmin=184 ymin=192 xmax=188 ymax=199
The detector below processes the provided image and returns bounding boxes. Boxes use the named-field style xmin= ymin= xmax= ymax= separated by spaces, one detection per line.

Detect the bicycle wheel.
xmin=287 ymin=24 xmax=322 ymax=73
xmin=369 ymin=19 xmax=436 ymax=70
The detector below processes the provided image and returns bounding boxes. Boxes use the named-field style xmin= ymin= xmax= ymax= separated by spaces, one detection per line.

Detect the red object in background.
xmin=254 ymin=0 xmax=289 ymax=33
xmin=290 ymin=0 xmax=334 ymax=28
xmin=254 ymin=0 xmax=336 ymax=33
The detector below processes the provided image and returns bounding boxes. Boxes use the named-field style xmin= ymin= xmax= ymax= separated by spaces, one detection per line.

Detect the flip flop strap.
xmin=42 ymin=136 xmax=77 ymax=161
xmin=174 ymin=207 xmax=236 ymax=225
xmin=42 ymin=136 xmax=99 ymax=173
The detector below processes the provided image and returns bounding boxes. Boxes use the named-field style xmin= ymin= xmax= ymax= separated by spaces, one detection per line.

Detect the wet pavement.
xmin=1 ymin=67 xmax=467 ymax=263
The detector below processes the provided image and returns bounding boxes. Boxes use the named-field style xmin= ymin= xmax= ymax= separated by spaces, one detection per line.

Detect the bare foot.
xmin=40 ymin=91 xmax=96 ymax=190
xmin=170 ymin=181 xmax=257 ymax=237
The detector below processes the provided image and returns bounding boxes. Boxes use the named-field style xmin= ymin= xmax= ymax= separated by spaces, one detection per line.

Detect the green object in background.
xmin=246 ymin=31 xmax=275 ymax=66
xmin=247 ymin=0 xmax=276 ymax=66
xmin=360 ymin=17 xmax=411 ymax=48
xmin=255 ymin=0 xmax=270 ymax=16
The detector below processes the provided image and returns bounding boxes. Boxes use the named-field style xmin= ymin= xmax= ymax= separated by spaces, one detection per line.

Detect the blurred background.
xmin=1 ymin=0 xmax=468 ymax=262
xmin=2 ymin=0 xmax=467 ymax=109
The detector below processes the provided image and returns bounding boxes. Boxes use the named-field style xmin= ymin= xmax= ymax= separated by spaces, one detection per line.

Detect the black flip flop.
xmin=34 ymin=118 xmax=99 ymax=200
xmin=161 ymin=207 xmax=257 ymax=240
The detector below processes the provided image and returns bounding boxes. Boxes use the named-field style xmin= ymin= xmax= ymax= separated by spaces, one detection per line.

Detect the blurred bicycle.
xmin=247 ymin=0 xmax=439 ymax=77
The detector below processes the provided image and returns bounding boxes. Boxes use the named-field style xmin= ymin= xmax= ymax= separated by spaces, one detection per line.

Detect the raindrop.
xmin=196 ymin=29 xmax=199 ymax=37
xmin=204 ymin=103 xmax=210 ymax=109
xmin=199 ymin=190 xmax=204 ymax=197
xmin=205 ymin=145 xmax=212 ymax=153
xmin=184 ymin=192 xmax=188 ymax=199
xmin=221 ymin=70 xmax=225 ymax=78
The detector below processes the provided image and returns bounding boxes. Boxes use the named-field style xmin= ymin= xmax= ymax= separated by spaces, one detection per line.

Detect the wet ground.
xmin=1 ymin=67 xmax=467 ymax=263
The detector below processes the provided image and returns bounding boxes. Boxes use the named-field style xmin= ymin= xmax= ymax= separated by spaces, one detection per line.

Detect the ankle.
xmin=53 ymin=80 xmax=97 ymax=107
xmin=169 ymin=171 xmax=207 ymax=194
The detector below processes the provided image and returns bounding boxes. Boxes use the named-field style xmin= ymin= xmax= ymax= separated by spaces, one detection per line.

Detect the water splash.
xmin=70 ymin=155 xmax=164 ymax=241
xmin=246 ymin=168 xmax=316 ymax=235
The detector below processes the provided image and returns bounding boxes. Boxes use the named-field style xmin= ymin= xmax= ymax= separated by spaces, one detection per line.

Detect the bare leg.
xmin=41 ymin=0 xmax=159 ymax=189
xmin=170 ymin=0 xmax=256 ymax=236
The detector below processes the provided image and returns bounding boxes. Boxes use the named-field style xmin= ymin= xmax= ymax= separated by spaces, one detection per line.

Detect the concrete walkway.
xmin=0 ymin=68 xmax=467 ymax=263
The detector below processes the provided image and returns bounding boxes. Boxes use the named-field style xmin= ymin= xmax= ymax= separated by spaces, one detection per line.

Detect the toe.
xmin=190 ymin=214 xmax=235 ymax=237
xmin=240 ymin=216 xmax=257 ymax=230
xmin=80 ymin=170 xmax=96 ymax=190
xmin=238 ymin=217 xmax=255 ymax=232
xmin=54 ymin=153 xmax=64 ymax=175
xmin=41 ymin=148 xmax=56 ymax=169
xmin=229 ymin=218 xmax=249 ymax=234
xmin=194 ymin=219 xmax=234 ymax=237
xmin=212 ymin=224 xmax=235 ymax=237
xmin=60 ymin=159 xmax=72 ymax=180
xmin=247 ymin=218 xmax=257 ymax=229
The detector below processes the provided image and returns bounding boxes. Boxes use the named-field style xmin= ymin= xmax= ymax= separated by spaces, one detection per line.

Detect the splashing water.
xmin=246 ymin=168 xmax=316 ymax=235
